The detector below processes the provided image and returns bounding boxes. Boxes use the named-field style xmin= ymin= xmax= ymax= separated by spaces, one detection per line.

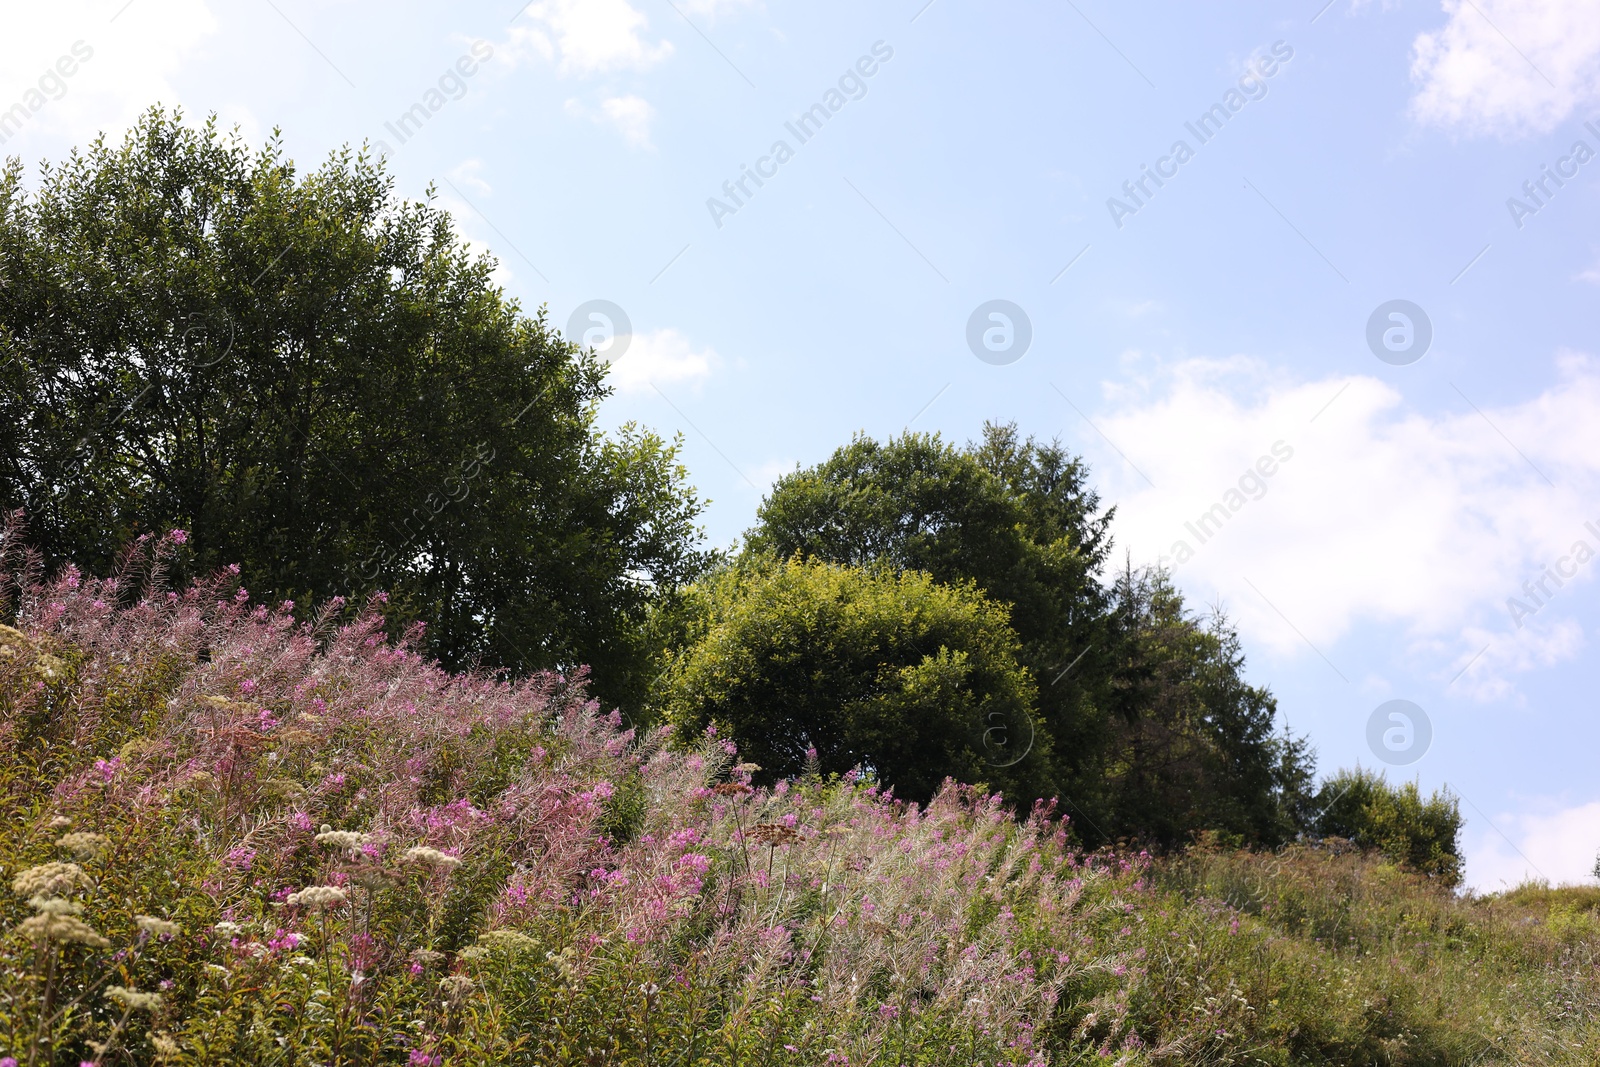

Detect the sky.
xmin=6 ymin=0 xmax=1600 ymax=891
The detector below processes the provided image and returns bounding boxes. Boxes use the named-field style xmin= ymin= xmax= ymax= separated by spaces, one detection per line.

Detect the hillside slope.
xmin=0 ymin=538 xmax=1595 ymax=1065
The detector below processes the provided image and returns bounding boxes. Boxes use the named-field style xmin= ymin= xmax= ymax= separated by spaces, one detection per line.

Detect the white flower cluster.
xmin=403 ymin=846 xmax=462 ymax=871
xmin=286 ymin=885 xmax=349 ymax=910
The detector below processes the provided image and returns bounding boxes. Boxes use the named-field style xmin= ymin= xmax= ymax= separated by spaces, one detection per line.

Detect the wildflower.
xmin=135 ymin=915 xmax=181 ymax=938
xmin=212 ymin=921 xmax=244 ymax=937
xmin=403 ymin=846 xmax=462 ymax=872
xmin=476 ymin=929 xmax=539 ymax=952
xmin=169 ymin=529 xmax=188 ymax=545
xmin=713 ymin=782 xmax=753 ymax=796
xmin=314 ymin=828 xmax=370 ymax=852
xmin=56 ymin=832 xmax=111 ymax=861
xmin=29 ymin=896 xmax=83 ymax=916
xmin=48 ymin=815 xmax=72 ymax=830
xmin=16 ymin=910 xmax=110 ymax=947
xmin=150 ymin=1032 xmax=180 ymax=1059
xmin=410 ymin=948 xmax=445 ymax=968
xmin=286 ymin=885 xmax=348 ymax=910
xmin=12 ymin=861 xmax=90 ymax=899
xmin=439 ymin=973 xmax=475 ymax=1005
xmin=106 ymin=985 xmax=162 ymax=1012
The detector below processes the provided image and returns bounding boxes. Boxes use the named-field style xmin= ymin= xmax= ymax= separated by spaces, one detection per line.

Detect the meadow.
xmin=0 ymin=533 xmax=1594 ymax=1066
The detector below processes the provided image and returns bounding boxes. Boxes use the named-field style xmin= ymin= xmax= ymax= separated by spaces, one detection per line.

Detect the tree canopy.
xmin=0 ymin=108 xmax=708 ymax=711
xmin=656 ymin=556 xmax=1051 ymax=803
xmin=743 ymin=425 xmax=1312 ymax=846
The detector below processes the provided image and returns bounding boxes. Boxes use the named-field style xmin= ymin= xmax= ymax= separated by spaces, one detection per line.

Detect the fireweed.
xmin=0 ymin=527 xmax=1596 ymax=1064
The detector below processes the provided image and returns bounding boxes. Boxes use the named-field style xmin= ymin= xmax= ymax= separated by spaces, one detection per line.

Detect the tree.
xmin=1312 ymin=769 xmax=1463 ymax=885
xmin=0 ymin=108 xmax=707 ymax=712
xmin=656 ymin=557 xmax=1051 ymax=804
xmin=1103 ymin=565 xmax=1311 ymax=847
xmin=746 ymin=425 xmax=1311 ymax=846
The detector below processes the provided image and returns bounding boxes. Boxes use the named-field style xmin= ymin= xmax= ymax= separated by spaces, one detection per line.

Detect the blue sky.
xmin=9 ymin=0 xmax=1600 ymax=889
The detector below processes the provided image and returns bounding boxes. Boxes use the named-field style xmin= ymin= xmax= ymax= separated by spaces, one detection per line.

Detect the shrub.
xmin=1311 ymin=768 xmax=1463 ymax=884
xmin=655 ymin=556 xmax=1051 ymax=803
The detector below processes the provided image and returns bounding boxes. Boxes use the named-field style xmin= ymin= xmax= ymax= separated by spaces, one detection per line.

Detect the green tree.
xmin=656 ymin=557 xmax=1051 ymax=804
xmin=1313 ymin=768 xmax=1463 ymax=885
xmin=747 ymin=425 xmax=1310 ymax=846
xmin=0 ymin=108 xmax=707 ymax=712
xmin=1104 ymin=565 xmax=1311 ymax=847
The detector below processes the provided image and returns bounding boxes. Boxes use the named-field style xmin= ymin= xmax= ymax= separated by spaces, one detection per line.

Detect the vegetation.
xmin=1310 ymin=768 xmax=1463 ymax=886
xmin=0 ymin=538 xmax=1594 ymax=1065
xmin=743 ymin=427 xmax=1313 ymax=847
xmin=0 ymin=109 xmax=1309 ymax=847
xmin=0 ymin=111 xmax=1582 ymax=1065
xmin=655 ymin=555 xmax=1051 ymax=803
xmin=0 ymin=107 xmax=708 ymax=713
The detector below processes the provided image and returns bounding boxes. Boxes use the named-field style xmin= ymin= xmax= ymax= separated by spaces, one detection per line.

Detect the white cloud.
xmin=448 ymin=158 xmax=492 ymax=197
xmin=1410 ymin=0 xmax=1600 ymax=137
xmin=1466 ymin=799 xmax=1600 ymax=890
xmin=512 ymin=0 xmax=672 ymax=75
xmin=1086 ymin=352 xmax=1600 ymax=693
xmin=0 ymin=0 xmax=218 ymax=157
xmin=679 ymin=0 xmax=758 ymax=16
xmin=600 ymin=94 xmax=655 ymax=148
xmin=607 ymin=327 xmax=715 ymax=392
xmin=565 ymin=94 xmax=656 ymax=148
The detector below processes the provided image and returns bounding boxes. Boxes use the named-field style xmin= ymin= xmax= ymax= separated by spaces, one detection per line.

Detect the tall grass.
xmin=0 ymin=531 xmax=1595 ymax=1065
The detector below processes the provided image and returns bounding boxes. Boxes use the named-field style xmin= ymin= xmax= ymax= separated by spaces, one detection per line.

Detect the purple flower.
xmin=169 ymin=528 xmax=189 ymax=545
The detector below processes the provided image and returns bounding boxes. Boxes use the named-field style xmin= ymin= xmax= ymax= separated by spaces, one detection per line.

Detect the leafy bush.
xmin=1311 ymin=768 xmax=1463 ymax=885
xmin=655 ymin=556 xmax=1050 ymax=803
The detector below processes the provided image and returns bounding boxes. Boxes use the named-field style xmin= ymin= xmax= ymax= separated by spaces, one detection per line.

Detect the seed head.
xmin=314 ymin=829 xmax=371 ymax=852
xmin=28 ymin=896 xmax=82 ymax=916
xmin=16 ymin=911 xmax=110 ymax=947
xmin=439 ymin=974 xmax=475 ymax=1004
xmin=106 ymin=985 xmax=163 ymax=1012
xmin=12 ymin=861 xmax=90 ymax=899
xmin=56 ymin=832 xmax=111 ymax=861
xmin=135 ymin=915 xmax=181 ymax=938
xmin=286 ymin=885 xmax=348 ymax=910
xmin=403 ymin=846 xmax=462 ymax=872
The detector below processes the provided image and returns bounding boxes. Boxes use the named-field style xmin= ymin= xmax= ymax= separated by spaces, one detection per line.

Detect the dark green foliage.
xmin=656 ymin=556 xmax=1051 ymax=803
xmin=1312 ymin=768 xmax=1463 ymax=884
xmin=1102 ymin=565 xmax=1313 ymax=849
xmin=744 ymin=424 xmax=1312 ymax=846
xmin=0 ymin=108 xmax=707 ymax=713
